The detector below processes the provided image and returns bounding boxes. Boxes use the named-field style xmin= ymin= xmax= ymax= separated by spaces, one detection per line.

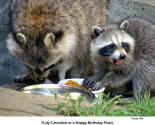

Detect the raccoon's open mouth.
xmin=113 ymin=59 xmax=123 ymax=66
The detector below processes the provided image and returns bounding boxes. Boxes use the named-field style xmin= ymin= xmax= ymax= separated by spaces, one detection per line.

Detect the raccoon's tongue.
xmin=115 ymin=59 xmax=122 ymax=65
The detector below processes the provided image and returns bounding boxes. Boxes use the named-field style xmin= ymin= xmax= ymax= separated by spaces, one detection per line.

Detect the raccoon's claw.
xmin=14 ymin=75 xmax=35 ymax=83
xmin=83 ymin=78 xmax=98 ymax=88
xmin=91 ymin=82 xmax=104 ymax=91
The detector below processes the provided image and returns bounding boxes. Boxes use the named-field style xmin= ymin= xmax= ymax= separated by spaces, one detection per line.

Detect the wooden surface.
xmin=0 ymin=87 xmax=62 ymax=116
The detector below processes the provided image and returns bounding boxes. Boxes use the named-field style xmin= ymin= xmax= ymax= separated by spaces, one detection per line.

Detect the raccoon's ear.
xmin=16 ymin=33 xmax=27 ymax=45
xmin=44 ymin=33 xmax=55 ymax=48
xmin=120 ymin=20 xmax=129 ymax=31
xmin=92 ymin=26 xmax=103 ymax=38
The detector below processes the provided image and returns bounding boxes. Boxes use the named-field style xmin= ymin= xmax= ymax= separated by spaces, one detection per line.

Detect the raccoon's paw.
xmin=83 ymin=77 xmax=98 ymax=89
xmin=91 ymin=82 xmax=104 ymax=91
xmin=14 ymin=75 xmax=35 ymax=83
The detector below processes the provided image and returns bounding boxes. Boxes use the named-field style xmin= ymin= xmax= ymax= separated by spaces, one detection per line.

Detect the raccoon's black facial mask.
xmin=99 ymin=43 xmax=117 ymax=57
xmin=122 ymin=42 xmax=130 ymax=53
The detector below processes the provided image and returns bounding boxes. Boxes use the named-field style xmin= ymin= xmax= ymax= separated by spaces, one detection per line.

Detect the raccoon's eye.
xmin=122 ymin=42 xmax=130 ymax=53
xmin=44 ymin=59 xmax=63 ymax=71
xmin=99 ymin=43 xmax=117 ymax=57
xmin=109 ymin=43 xmax=117 ymax=49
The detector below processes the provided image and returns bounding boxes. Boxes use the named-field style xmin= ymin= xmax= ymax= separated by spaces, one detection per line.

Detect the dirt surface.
xmin=0 ymin=87 xmax=63 ymax=116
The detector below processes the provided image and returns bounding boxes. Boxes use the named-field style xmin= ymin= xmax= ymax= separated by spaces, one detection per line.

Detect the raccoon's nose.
xmin=38 ymin=77 xmax=46 ymax=82
xmin=120 ymin=54 xmax=126 ymax=59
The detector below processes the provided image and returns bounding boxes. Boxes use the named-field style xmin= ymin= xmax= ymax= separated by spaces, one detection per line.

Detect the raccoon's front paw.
xmin=83 ymin=77 xmax=105 ymax=91
xmin=83 ymin=77 xmax=98 ymax=89
xmin=91 ymin=82 xmax=105 ymax=91
xmin=14 ymin=75 xmax=35 ymax=83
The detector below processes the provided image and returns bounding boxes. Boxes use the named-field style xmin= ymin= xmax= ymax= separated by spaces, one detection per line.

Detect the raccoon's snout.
xmin=120 ymin=54 xmax=126 ymax=59
xmin=34 ymin=69 xmax=46 ymax=82
xmin=37 ymin=77 xmax=46 ymax=82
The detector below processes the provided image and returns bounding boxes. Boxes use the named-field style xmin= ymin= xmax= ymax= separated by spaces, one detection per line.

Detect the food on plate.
xmin=65 ymin=80 xmax=91 ymax=91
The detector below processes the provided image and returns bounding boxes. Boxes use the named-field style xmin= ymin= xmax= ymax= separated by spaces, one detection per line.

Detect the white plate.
xmin=23 ymin=84 xmax=60 ymax=90
xmin=21 ymin=83 xmax=95 ymax=100
xmin=58 ymin=78 xmax=105 ymax=97
xmin=22 ymin=84 xmax=61 ymax=96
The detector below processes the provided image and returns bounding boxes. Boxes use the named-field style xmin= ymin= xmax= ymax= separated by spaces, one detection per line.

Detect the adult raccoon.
xmin=7 ymin=0 xmax=107 ymax=83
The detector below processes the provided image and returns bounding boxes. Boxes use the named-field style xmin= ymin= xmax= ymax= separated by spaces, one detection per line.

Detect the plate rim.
xmin=58 ymin=78 xmax=105 ymax=93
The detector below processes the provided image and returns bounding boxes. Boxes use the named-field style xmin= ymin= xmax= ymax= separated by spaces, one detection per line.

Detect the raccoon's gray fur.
xmin=7 ymin=0 xmax=107 ymax=83
xmin=83 ymin=18 xmax=155 ymax=97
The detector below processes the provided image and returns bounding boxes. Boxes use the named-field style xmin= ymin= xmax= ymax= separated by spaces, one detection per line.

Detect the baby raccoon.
xmin=83 ymin=18 xmax=155 ymax=97
xmin=7 ymin=0 xmax=107 ymax=83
